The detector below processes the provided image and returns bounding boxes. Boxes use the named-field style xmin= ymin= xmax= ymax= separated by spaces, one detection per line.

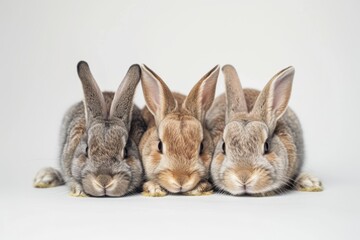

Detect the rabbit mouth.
xmin=82 ymin=173 xmax=131 ymax=197
xmin=156 ymin=171 xmax=202 ymax=194
xmin=220 ymin=168 xmax=275 ymax=196
xmin=224 ymin=183 xmax=272 ymax=196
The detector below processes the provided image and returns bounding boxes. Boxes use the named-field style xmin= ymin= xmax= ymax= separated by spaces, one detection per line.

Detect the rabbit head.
xmin=71 ymin=61 xmax=142 ymax=197
xmin=211 ymin=65 xmax=295 ymax=196
xmin=140 ymin=65 xmax=219 ymax=193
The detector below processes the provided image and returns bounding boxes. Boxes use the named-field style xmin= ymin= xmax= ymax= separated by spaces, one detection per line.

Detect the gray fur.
xmin=110 ymin=64 xmax=141 ymax=130
xmin=222 ymin=64 xmax=248 ymax=121
xmin=34 ymin=62 xmax=146 ymax=197
xmin=77 ymin=61 xmax=107 ymax=121
xmin=208 ymin=65 xmax=320 ymax=196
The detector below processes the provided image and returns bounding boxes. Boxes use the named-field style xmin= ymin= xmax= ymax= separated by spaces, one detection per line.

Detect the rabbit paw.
xmin=33 ymin=167 xmax=64 ymax=188
xmin=295 ymin=173 xmax=323 ymax=192
xmin=185 ymin=181 xmax=213 ymax=196
xmin=68 ymin=182 xmax=88 ymax=197
xmin=142 ymin=181 xmax=167 ymax=197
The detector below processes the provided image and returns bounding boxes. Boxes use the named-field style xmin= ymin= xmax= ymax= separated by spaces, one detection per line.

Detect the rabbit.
xmin=139 ymin=65 xmax=219 ymax=197
xmin=208 ymin=65 xmax=323 ymax=196
xmin=33 ymin=61 xmax=146 ymax=197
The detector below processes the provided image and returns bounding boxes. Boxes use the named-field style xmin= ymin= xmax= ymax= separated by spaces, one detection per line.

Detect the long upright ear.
xmin=251 ymin=66 xmax=295 ymax=129
xmin=140 ymin=65 xmax=176 ymax=124
xmin=110 ymin=64 xmax=141 ymax=130
xmin=77 ymin=61 xmax=106 ymax=122
xmin=222 ymin=65 xmax=248 ymax=123
xmin=183 ymin=65 xmax=219 ymax=121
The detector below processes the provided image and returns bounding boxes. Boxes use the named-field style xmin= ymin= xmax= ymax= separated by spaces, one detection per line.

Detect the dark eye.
xmin=123 ymin=147 xmax=128 ymax=159
xmin=222 ymin=142 xmax=226 ymax=154
xmin=199 ymin=142 xmax=204 ymax=155
xmin=264 ymin=140 xmax=270 ymax=154
xmin=85 ymin=146 xmax=89 ymax=157
xmin=158 ymin=141 xmax=163 ymax=154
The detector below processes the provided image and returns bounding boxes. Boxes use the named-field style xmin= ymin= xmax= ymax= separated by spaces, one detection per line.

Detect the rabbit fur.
xmin=33 ymin=61 xmax=146 ymax=197
xmin=139 ymin=65 xmax=220 ymax=197
xmin=208 ymin=65 xmax=323 ymax=196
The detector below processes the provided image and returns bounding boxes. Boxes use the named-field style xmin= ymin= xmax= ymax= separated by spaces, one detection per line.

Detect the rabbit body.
xmin=34 ymin=63 xmax=146 ymax=197
xmin=208 ymin=65 xmax=322 ymax=196
xmin=139 ymin=65 xmax=220 ymax=196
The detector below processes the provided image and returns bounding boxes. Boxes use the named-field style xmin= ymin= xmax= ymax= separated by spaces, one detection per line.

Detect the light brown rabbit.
xmin=139 ymin=65 xmax=219 ymax=197
xmin=208 ymin=65 xmax=323 ymax=196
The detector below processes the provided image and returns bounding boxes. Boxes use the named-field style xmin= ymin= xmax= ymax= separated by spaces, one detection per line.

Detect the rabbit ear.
xmin=183 ymin=65 xmax=219 ymax=121
xmin=110 ymin=64 xmax=141 ymax=130
xmin=140 ymin=65 xmax=176 ymax=124
xmin=252 ymin=66 xmax=295 ymax=129
xmin=222 ymin=65 xmax=248 ymax=122
xmin=77 ymin=61 xmax=106 ymax=122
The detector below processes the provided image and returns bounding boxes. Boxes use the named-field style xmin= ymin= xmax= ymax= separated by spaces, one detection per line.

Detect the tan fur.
xmin=140 ymin=94 xmax=214 ymax=195
xmin=140 ymin=65 xmax=219 ymax=196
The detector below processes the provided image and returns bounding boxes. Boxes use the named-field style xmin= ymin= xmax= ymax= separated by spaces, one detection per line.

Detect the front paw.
xmin=33 ymin=167 xmax=64 ymax=188
xmin=68 ymin=182 xmax=88 ymax=197
xmin=185 ymin=181 xmax=213 ymax=196
xmin=295 ymin=173 xmax=323 ymax=192
xmin=142 ymin=181 xmax=167 ymax=197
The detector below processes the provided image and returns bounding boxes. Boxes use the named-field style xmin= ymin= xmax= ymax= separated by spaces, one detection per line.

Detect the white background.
xmin=1 ymin=0 xmax=359 ymax=239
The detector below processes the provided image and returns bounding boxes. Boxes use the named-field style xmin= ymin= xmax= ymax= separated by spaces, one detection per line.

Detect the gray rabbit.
xmin=208 ymin=65 xmax=323 ymax=196
xmin=33 ymin=61 xmax=146 ymax=197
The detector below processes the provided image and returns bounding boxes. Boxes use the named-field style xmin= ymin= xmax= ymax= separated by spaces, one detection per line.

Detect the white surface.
xmin=1 ymin=0 xmax=359 ymax=239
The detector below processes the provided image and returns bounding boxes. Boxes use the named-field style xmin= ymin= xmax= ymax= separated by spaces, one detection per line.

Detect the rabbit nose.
xmin=174 ymin=174 xmax=198 ymax=192
xmin=169 ymin=174 xmax=189 ymax=192
xmin=237 ymin=170 xmax=251 ymax=185
xmin=96 ymin=174 xmax=113 ymax=188
xmin=176 ymin=175 xmax=187 ymax=186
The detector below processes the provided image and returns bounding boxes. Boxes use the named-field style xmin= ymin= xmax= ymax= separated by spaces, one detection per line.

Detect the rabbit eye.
xmin=158 ymin=141 xmax=163 ymax=154
xmin=85 ymin=146 xmax=89 ymax=157
xmin=199 ymin=142 xmax=204 ymax=155
xmin=123 ymin=148 xmax=128 ymax=159
xmin=264 ymin=140 xmax=270 ymax=154
xmin=222 ymin=142 xmax=226 ymax=154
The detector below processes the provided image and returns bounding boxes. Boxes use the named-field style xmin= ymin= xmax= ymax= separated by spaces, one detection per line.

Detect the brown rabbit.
xmin=139 ymin=65 xmax=219 ymax=196
xmin=208 ymin=65 xmax=323 ymax=196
